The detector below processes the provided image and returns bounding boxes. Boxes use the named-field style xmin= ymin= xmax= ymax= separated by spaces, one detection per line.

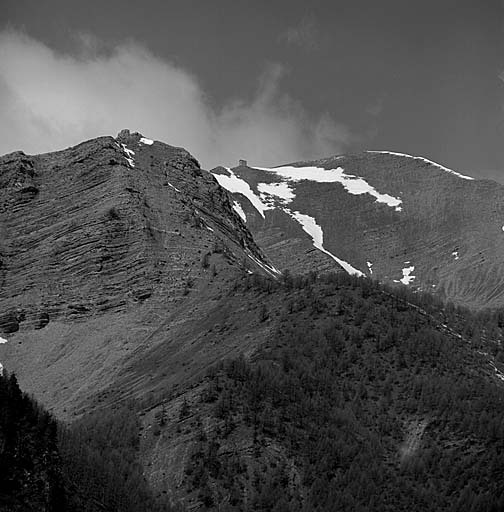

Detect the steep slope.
xmin=138 ymin=273 xmax=504 ymax=511
xmin=211 ymin=153 xmax=504 ymax=309
xmin=0 ymin=130 xmax=278 ymax=418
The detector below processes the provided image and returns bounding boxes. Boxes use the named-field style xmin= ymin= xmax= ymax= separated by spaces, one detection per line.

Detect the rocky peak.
xmin=0 ymin=133 xmax=277 ymax=336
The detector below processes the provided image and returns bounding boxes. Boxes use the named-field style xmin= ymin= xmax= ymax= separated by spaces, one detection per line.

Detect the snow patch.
xmin=254 ymin=165 xmax=402 ymax=210
xmin=140 ymin=137 xmax=154 ymax=145
xmin=213 ymin=168 xmax=268 ymax=218
xmin=394 ymin=266 xmax=415 ymax=285
xmin=289 ymin=211 xmax=363 ymax=276
xmin=452 ymin=250 xmax=459 ymax=260
xmin=367 ymin=150 xmax=474 ymax=180
xmin=121 ymin=144 xmax=135 ymax=168
xmin=246 ymin=251 xmax=281 ymax=276
xmin=167 ymin=182 xmax=180 ymax=192
xmin=0 ymin=336 xmax=7 ymax=344
xmin=257 ymin=181 xmax=296 ymax=205
xmin=232 ymin=201 xmax=247 ymax=222
xmin=367 ymin=261 xmax=373 ymax=274
xmin=213 ymin=164 xmax=379 ymax=277
xmin=491 ymin=362 xmax=504 ymax=382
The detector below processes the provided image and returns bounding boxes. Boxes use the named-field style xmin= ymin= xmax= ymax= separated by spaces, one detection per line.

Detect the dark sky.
xmin=2 ymin=0 xmax=504 ymax=180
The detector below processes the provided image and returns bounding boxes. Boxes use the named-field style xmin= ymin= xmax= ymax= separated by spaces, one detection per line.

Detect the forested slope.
xmin=2 ymin=272 xmax=504 ymax=511
xmin=0 ymin=372 xmax=166 ymax=512
xmin=144 ymin=273 xmax=504 ymax=510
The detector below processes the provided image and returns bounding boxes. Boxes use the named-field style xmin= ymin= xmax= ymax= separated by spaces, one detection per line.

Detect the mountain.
xmin=1 ymin=133 xmax=504 ymax=511
xmin=211 ymin=153 xmax=504 ymax=309
xmin=0 ymin=129 xmax=278 ymax=419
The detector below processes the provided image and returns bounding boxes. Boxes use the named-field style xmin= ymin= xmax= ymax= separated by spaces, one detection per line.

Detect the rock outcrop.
xmin=0 ymin=130 xmax=277 ymax=416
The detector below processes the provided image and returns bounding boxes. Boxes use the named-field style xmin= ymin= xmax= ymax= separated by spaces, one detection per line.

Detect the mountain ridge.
xmin=211 ymin=152 xmax=504 ymax=309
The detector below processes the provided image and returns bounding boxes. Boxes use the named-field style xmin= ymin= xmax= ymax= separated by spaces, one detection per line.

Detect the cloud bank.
xmin=0 ymin=30 xmax=349 ymax=168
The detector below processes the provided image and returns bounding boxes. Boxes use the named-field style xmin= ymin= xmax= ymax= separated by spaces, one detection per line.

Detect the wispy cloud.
xmin=279 ymin=17 xmax=321 ymax=51
xmin=0 ymin=30 xmax=349 ymax=168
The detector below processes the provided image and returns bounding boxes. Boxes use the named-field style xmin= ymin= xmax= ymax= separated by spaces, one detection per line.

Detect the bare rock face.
xmin=212 ymin=153 xmax=504 ymax=309
xmin=0 ymin=131 xmax=275 ymax=332
xmin=0 ymin=131 xmax=277 ymax=416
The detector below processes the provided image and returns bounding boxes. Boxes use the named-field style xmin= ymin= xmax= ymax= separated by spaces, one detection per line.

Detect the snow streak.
xmin=289 ymin=211 xmax=363 ymax=276
xmin=367 ymin=150 xmax=474 ymax=180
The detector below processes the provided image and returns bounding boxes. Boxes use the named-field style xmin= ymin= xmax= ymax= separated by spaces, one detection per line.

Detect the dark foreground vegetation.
xmin=0 ymin=372 xmax=163 ymax=512
xmin=2 ymin=271 xmax=504 ymax=511
xmin=0 ymin=372 xmax=64 ymax=511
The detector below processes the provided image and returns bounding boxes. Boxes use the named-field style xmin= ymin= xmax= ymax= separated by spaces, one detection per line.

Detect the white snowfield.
xmin=254 ymin=165 xmax=403 ymax=211
xmin=257 ymin=182 xmax=295 ymax=204
xmin=213 ymin=169 xmax=268 ymax=218
xmin=212 ymin=165 xmax=369 ymax=276
xmin=394 ymin=266 xmax=416 ymax=285
xmin=367 ymin=150 xmax=474 ymax=180
xmin=140 ymin=137 xmax=154 ymax=145
xmin=0 ymin=336 xmax=8 ymax=344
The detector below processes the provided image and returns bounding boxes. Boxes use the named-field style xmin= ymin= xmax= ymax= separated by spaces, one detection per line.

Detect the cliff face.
xmin=0 ymin=130 xmax=277 ymax=417
xmin=212 ymin=152 xmax=504 ymax=309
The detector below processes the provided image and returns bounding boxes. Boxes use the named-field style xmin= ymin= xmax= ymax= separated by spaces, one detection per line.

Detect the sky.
xmin=1 ymin=0 xmax=503 ymax=180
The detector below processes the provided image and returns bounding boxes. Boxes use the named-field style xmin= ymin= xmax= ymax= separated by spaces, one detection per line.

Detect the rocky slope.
xmin=211 ymin=153 xmax=504 ymax=309
xmin=0 ymin=130 xmax=278 ymax=418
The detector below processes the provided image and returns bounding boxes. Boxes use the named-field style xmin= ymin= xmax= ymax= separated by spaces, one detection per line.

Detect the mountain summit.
xmin=212 ymin=152 xmax=504 ymax=309
xmin=0 ymin=130 xmax=277 ymax=416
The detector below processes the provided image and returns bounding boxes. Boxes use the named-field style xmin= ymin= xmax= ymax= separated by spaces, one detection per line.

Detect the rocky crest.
xmin=0 ymin=130 xmax=275 ymax=333
xmin=0 ymin=130 xmax=277 ymax=416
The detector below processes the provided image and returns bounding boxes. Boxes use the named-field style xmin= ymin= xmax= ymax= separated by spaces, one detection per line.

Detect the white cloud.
xmin=0 ymin=30 xmax=349 ymax=168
